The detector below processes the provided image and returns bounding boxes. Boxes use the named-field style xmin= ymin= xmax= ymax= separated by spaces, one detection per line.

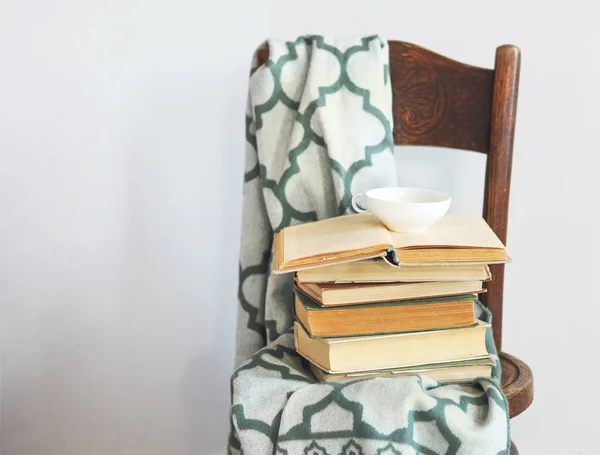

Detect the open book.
xmin=273 ymin=213 xmax=508 ymax=273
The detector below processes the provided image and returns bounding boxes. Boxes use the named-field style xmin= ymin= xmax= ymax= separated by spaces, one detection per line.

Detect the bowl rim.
xmin=365 ymin=187 xmax=451 ymax=204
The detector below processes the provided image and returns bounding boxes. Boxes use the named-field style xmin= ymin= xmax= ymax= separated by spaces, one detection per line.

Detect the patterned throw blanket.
xmin=230 ymin=35 xmax=510 ymax=455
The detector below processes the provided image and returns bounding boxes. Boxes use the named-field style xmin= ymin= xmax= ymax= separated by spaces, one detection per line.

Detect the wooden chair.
xmin=257 ymin=41 xmax=533 ymax=454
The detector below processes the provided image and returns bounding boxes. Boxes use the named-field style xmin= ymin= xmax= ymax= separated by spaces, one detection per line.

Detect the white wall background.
xmin=1 ymin=1 xmax=598 ymax=454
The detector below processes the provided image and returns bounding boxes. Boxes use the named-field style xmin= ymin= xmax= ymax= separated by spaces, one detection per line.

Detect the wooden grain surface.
xmin=388 ymin=42 xmax=494 ymax=152
xmin=483 ymin=45 xmax=521 ymax=351
xmin=501 ymin=351 xmax=534 ymax=418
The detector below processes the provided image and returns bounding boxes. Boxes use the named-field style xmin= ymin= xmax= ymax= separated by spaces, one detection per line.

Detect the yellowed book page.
xmin=323 ymin=364 xmax=492 ymax=383
xmin=329 ymin=322 xmax=489 ymax=372
xmin=282 ymin=213 xmax=391 ymax=264
xmin=388 ymin=214 xmax=505 ymax=249
xmin=297 ymin=261 xmax=491 ymax=282
xmin=319 ymin=281 xmax=483 ymax=306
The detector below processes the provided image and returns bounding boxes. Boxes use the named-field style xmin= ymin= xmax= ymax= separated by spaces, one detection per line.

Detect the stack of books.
xmin=273 ymin=213 xmax=508 ymax=384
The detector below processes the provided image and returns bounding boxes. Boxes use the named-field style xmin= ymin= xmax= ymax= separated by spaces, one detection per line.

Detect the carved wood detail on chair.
xmin=388 ymin=42 xmax=494 ymax=153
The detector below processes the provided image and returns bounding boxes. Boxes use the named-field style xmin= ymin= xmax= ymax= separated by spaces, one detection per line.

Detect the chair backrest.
xmin=388 ymin=42 xmax=520 ymax=352
xmin=256 ymin=41 xmax=521 ymax=351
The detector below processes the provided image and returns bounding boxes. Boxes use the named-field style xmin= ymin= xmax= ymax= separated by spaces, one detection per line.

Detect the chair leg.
xmin=510 ymin=441 xmax=518 ymax=455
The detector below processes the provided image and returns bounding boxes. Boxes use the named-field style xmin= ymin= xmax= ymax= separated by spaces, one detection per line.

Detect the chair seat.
xmin=500 ymin=352 xmax=534 ymax=418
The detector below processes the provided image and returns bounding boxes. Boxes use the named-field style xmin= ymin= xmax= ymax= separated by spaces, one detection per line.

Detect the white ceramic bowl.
xmin=351 ymin=187 xmax=451 ymax=233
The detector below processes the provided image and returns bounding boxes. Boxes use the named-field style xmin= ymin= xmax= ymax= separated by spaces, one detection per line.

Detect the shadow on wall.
xmin=179 ymin=87 xmax=245 ymax=453
xmin=122 ymin=70 xmax=244 ymax=453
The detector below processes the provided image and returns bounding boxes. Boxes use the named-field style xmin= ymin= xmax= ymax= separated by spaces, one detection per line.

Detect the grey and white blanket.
xmin=229 ymin=35 xmax=510 ymax=455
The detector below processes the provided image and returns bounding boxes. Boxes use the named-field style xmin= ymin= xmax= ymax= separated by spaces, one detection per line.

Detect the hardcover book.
xmin=294 ymin=276 xmax=485 ymax=307
xmin=309 ymin=357 xmax=495 ymax=383
xmin=296 ymin=260 xmax=491 ymax=283
xmin=294 ymin=290 xmax=477 ymax=337
xmin=294 ymin=320 xmax=490 ymax=373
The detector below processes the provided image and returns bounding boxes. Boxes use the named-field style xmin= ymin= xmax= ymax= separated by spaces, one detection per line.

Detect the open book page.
xmin=388 ymin=214 xmax=505 ymax=249
xmin=282 ymin=213 xmax=391 ymax=264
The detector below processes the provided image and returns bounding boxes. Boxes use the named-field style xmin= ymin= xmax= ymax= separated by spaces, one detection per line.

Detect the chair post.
xmin=482 ymin=45 xmax=521 ymax=352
